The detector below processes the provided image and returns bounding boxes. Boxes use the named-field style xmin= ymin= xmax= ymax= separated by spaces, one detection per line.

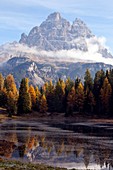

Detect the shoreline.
xmin=0 ymin=160 xmax=67 ymax=170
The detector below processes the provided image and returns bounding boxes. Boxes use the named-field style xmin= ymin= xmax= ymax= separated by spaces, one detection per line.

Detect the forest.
xmin=0 ymin=68 xmax=113 ymax=117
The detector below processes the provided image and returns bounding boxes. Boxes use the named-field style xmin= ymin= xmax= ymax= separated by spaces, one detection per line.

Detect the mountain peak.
xmin=47 ymin=12 xmax=61 ymax=21
xmin=73 ymin=18 xmax=86 ymax=25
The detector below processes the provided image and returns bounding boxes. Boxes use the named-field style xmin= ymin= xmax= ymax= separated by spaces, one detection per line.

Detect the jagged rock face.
xmin=0 ymin=12 xmax=113 ymax=86
xmin=19 ymin=12 xmax=93 ymax=51
xmin=1 ymin=57 xmax=112 ymax=87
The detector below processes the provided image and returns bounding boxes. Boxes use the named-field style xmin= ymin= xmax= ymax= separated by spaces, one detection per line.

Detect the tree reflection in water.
xmin=0 ymin=120 xmax=113 ymax=169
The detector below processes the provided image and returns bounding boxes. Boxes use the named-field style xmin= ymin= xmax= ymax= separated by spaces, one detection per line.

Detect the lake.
xmin=0 ymin=118 xmax=113 ymax=170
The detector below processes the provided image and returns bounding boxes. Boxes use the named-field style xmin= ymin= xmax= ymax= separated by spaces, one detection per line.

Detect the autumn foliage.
xmin=0 ymin=68 xmax=113 ymax=117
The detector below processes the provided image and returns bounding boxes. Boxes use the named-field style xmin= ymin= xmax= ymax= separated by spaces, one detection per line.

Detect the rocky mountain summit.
xmin=0 ymin=12 xmax=113 ymax=85
xmin=19 ymin=12 xmax=94 ymax=51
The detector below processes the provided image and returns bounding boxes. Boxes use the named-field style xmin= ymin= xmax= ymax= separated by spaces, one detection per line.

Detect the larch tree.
xmin=84 ymin=69 xmax=94 ymax=113
xmin=35 ymin=86 xmax=41 ymax=111
xmin=39 ymin=94 xmax=48 ymax=113
xmin=0 ymin=73 xmax=4 ymax=91
xmin=66 ymin=86 xmax=76 ymax=116
xmin=75 ymin=82 xmax=85 ymax=113
xmin=86 ymin=90 xmax=95 ymax=113
xmin=45 ymin=80 xmax=55 ymax=112
xmin=29 ymin=85 xmax=36 ymax=109
xmin=7 ymin=91 xmax=17 ymax=117
xmin=93 ymin=70 xmax=105 ymax=113
xmin=0 ymin=73 xmax=5 ymax=107
xmin=64 ymin=78 xmax=74 ymax=112
xmin=84 ymin=69 xmax=93 ymax=92
xmin=100 ymin=77 xmax=112 ymax=114
xmin=54 ymin=79 xmax=65 ymax=112
xmin=4 ymin=74 xmax=18 ymax=116
xmin=4 ymin=74 xmax=18 ymax=96
xmin=17 ymin=78 xmax=31 ymax=114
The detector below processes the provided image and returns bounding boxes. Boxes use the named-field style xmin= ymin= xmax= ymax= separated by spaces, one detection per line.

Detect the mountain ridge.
xmin=0 ymin=12 xmax=113 ymax=86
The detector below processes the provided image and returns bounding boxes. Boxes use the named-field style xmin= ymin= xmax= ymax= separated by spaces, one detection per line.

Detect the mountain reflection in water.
xmin=0 ymin=119 xmax=113 ymax=170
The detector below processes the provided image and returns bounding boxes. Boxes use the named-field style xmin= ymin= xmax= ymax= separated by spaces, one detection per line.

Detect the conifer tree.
xmin=46 ymin=80 xmax=55 ymax=112
xmin=66 ymin=86 xmax=76 ymax=115
xmin=93 ymin=70 xmax=105 ymax=113
xmin=64 ymin=78 xmax=74 ymax=113
xmin=0 ymin=88 xmax=7 ymax=107
xmin=54 ymin=79 xmax=65 ymax=112
xmin=75 ymin=82 xmax=85 ymax=113
xmin=84 ymin=69 xmax=93 ymax=92
xmin=85 ymin=89 xmax=95 ymax=113
xmin=100 ymin=77 xmax=112 ymax=114
xmin=39 ymin=94 xmax=48 ymax=113
xmin=0 ymin=74 xmax=5 ymax=107
xmin=75 ymin=77 xmax=81 ymax=89
xmin=7 ymin=91 xmax=17 ymax=117
xmin=29 ymin=85 xmax=36 ymax=109
xmin=35 ymin=86 xmax=41 ymax=111
xmin=4 ymin=74 xmax=18 ymax=115
xmin=4 ymin=74 xmax=18 ymax=96
xmin=0 ymin=73 xmax=4 ymax=91
xmin=17 ymin=78 xmax=31 ymax=114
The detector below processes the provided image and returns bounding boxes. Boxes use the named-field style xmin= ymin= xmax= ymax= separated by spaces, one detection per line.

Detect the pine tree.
xmin=75 ymin=82 xmax=85 ymax=113
xmin=66 ymin=86 xmax=76 ymax=116
xmin=17 ymin=78 xmax=31 ymax=114
xmin=64 ymin=78 xmax=74 ymax=112
xmin=85 ymin=90 xmax=95 ymax=113
xmin=0 ymin=88 xmax=7 ymax=107
xmin=75 ymin=77 xmax=81 ymax=89
xmin=4 ymin=74 xmax=18 ymax=96
xmin=7 ymin=91 xmax=17 ymax=117
xmin=4 ymin=74 xmax=18 ymax=115
xmin=39 ymin=94 xmax=48 ymax=113
xmin=29 ymin=85 xmax=36 ymax=109
xmin=35 ymin=86 xmax=41 ymax=111
xmin=0 ymin=74 xmax=5 ymax=107
xmin=100 ymin=77 xmax=112 ymax=114
xmin=0 ymin=73 xmax=4 ymax=91
xmin=93 ymin=70 xmax=105 ymax=113
xmin=46 ymin=80 xmax=55 ymax=112
xmin=54 ymin=79 xmax=65 ymax=112
xmin=84 ymin=69 xmax=93 ymax=92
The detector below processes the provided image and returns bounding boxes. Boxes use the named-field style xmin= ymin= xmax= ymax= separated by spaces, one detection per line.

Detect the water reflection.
xmin=0 ymin=120 xmax=113 ymax=169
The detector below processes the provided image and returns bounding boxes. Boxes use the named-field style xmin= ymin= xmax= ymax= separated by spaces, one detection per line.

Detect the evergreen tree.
xmin=75 ymin=82 xmax=85 ymax=113
xmin=93 ymin=70 xmax=105 ymax=98
xmin=64 ymin=78 xmax=74 ymax=111
xmin=4 ymin=74 xmax=18 ymax=115
xmin=17 ymin=78 xmax=31 ymax=114
xmin=100 ymin=77 xmax=112 ymax=114
xmin=66 ymin=86 xmax=76 ymax=116
xmin=93 ymin=70 xmax=105 ymax=113
xmin=35 ymin=86 xmax=41 ymax=111
xmin=46 ymin=80 xmax=55 ymax=112
xmin=29 ymin=85 xmax=36 ymax=109
xmin=0 ymin=73 xmax=4 ymax=91
xmin=39 ymin=94 xmax=48 ymax=113
xmin=0 ymin=88 xmax=7 ymax=107
xmin=4 ymin=74 xmax=18 ymax=96
xmin=85 ymin=89 xmax=95 ymax=113
xmin=75 ymin=77 xmax=81 ymax=89
xmin=84 ymin=69 xmax=93 ymax=92
xmin=7 ymin=91 xmax=17 ymax=117
xmin=54 ymin=79 xmax=65 ymax=112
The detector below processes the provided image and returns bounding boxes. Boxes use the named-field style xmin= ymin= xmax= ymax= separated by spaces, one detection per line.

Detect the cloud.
xmin=0 ymin=37 xmax=113 ymax=66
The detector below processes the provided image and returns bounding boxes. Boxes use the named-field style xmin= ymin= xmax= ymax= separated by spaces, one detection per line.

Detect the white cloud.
xmin=0 ymin=38 xmax=113 ymax=66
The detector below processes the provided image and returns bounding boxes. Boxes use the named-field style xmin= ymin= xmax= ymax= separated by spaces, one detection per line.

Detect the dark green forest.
xmin=0 ymin=68 xmax=113 ymax=117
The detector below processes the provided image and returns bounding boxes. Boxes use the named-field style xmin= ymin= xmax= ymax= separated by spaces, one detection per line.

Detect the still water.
xmin=0 ymin=118 xmax=113 ymax=170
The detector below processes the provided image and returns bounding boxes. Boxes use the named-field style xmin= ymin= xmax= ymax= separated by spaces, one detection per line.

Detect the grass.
xmin=0 ymin=160 xmax=67 ymax=170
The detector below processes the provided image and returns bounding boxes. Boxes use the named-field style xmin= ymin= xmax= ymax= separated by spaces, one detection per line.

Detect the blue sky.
xmin=0 ymin=0 xmax=113 ymax=52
